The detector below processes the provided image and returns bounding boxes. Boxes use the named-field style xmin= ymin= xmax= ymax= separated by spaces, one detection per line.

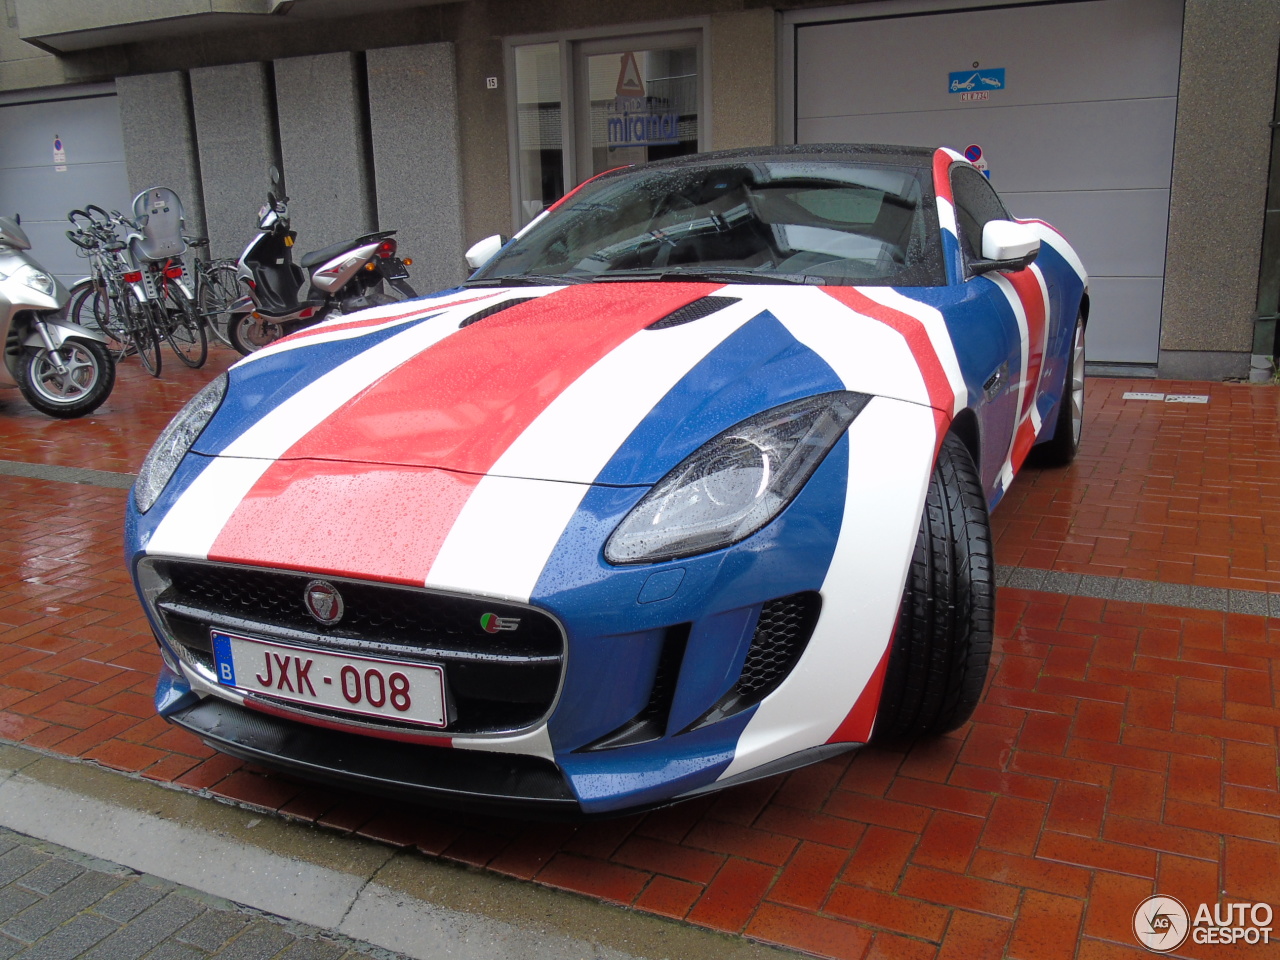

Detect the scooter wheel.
xmin=229 ymin=313 xmax=282 ymax=355
xmin=17 ymin=337 xmax=116 ymax=419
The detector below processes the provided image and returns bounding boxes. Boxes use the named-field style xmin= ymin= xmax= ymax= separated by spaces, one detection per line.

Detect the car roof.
xmin=631 ymin=143 xmax=937 ymax=172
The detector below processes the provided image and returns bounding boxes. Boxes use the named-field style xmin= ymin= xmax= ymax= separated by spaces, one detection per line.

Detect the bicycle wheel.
xmin=126 ymin=295 xmax=162 ymax=378
xmin=69 ymin=279 xmax=128 ymax=358
xmin=198 ymin=261 xmax=240 ymax=348
xmin=164 ymin=288 xmax=208 ymax=368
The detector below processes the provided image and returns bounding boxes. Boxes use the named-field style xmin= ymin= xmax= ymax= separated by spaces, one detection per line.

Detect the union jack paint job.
xmin=128 ymin=146 xmax=1087 ymax=814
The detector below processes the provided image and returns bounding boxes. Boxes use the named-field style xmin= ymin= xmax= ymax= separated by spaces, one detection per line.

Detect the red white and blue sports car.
xmin=127 ymin=145 xmax=1087 ymax=815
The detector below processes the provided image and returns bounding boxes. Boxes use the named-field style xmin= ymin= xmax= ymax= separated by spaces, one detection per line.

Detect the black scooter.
xmin=229 ymin=167 xmax=416 ymax=354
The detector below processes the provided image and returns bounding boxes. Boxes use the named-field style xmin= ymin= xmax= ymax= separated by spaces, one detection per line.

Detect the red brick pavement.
xmin=0 ymin=354 xmax=1277 ymax=959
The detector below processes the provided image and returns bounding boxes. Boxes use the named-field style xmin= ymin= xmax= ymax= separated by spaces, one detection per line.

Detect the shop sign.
xmin=607 ymin=52 xmax=680 ymax=149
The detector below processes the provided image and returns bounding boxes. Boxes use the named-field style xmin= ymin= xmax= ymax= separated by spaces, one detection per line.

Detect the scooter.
xmin=228 ymin=167 xmax=417 ymax=354
xmin=0 ymin=215 xmax=115 ymax=418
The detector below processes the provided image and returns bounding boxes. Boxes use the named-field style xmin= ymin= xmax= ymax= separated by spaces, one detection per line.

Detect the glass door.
xmin=574 ymin=32 xmax=702 ymax=184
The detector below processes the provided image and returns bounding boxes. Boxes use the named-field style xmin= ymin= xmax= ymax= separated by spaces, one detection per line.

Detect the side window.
xmin=950 ymin=165 xmax=1009 ymax=272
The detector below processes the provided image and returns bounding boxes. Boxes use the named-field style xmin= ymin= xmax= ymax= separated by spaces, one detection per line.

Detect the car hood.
xmin=194 ymin=283 xmax=947 ymax=485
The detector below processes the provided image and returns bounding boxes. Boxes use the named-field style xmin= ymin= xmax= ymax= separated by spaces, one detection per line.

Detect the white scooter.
xmin=228 ymin=167 xmax=416 ymax=354
xmin=0 ymin=215 xmax=115 ymax=418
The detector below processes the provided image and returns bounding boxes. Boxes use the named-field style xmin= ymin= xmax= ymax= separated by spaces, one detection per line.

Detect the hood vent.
xmin=459 ymin=297 xmax=536 ymax=328
xmin=647 ymin=296 xmax=740 ymax=330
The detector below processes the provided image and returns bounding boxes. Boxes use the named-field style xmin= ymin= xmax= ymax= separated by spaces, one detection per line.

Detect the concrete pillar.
xmin=116 ymin=71 xmax=206 ymax=242
xmin=274 ymin=51 xmax=374 ymax=251
xmin=709 ymin=9 xmax=776 ymax=151
xmin=1158 ymin=0 xmax=1280 ymax=379
xmin=367 ymin=42 xmax=466 ymax=293
xmin=189 ymin=62 xmax=279 ymax=260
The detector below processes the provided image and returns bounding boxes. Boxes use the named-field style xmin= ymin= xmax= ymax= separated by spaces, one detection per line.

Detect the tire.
xmin=17 ymin=336 xmax=116 ymax=419
xmin=872 ymin=434 xmax=994 ymax=743
xmin=1028 ymin=312 xmax=1085 ymax=467
xmin=228 ymin=312 xmax=282 ymax=355
xmin=68 ymin=280 xmax=128 ymax=359
xmin=127 ymin=297 xmax=162 ymax=378
xmin=163 ymin=289 xmax=208 ymax=368
xmin=198 ymin=262 xmax=240 ymax=348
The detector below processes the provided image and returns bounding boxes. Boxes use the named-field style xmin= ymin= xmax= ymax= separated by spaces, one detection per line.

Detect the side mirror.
xmin=971 ymin=220 xmax=1039 ymax=275
xmin=465 ymin=233 xmax=508 ymax=270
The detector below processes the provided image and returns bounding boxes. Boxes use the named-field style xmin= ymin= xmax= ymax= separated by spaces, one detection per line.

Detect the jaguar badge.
xmin=304 ymin=580 xmax=344 ymax=625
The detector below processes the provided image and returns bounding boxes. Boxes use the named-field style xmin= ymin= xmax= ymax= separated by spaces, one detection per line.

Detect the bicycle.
xmin=66 ymin=206 xmax=164 ymax=376
xmin=183 ymin=237 xmax=240 ymax=349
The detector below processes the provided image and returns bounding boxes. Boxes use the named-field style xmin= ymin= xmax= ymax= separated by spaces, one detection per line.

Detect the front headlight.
xmin=605 ymin=392 xmax=869 ymax=564
xmin=134 ymin=374 xmax=227 ymax=513
xmin=0 ymin=263 xmax=56 ymax=298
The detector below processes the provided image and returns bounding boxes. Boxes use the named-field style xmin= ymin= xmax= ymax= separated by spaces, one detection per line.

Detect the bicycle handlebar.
xmin=85 ymin=204 xmax=110 ymax=221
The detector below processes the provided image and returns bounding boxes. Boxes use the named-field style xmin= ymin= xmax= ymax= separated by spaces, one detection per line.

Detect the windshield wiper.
xmin=464 ymin=274 xmax=587 ymax=287
xmin=592 ymin=269 xmax=813 ymax=285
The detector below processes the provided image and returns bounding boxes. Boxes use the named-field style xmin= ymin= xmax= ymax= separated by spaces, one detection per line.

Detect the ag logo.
xmin=480 ymin=613 xmax=520 ymax=634
xmin=1134 ymin=895 xmax=1190 ymax=952
xmin=303 ymin=580 xmax=344 ymax=625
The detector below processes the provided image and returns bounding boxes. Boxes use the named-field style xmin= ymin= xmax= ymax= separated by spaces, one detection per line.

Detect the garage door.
xmin=790 ymin=0 xmax=1183 ymax=365
xmin=0 ymin=84 xmax=131 ymax=291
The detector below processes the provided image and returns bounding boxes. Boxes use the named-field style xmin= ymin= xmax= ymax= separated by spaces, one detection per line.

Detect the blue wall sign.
xmin=949 ymin=69 xmax=1005 ymax=94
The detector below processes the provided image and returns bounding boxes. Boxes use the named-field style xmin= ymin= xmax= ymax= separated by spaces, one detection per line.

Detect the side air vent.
xmin=577 ymin=623 xmax=690 ymax=751
xmin=647 ymin=296 xmax=740 ymax=330
xmin=459 ymin=297 xmax=536 ymax=328
xmin=682 ymin=591 xmax=821 ymax=733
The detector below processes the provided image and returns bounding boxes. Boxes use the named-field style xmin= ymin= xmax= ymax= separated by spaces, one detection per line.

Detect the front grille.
xmin=684 ymin=591 xmax=821 ymax=732
xmin=737 ymin=593 xmax=819 ymax=698
xmin=143 ymin=558 xmax=565 ymax=737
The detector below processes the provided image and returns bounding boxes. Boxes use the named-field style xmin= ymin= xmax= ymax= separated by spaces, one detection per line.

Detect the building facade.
xmin=2 ymin=0 xmax=1277 ymax=379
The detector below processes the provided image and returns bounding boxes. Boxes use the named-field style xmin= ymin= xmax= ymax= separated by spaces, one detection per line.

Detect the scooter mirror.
xmin=269 ymin=165 xmax=281 ymax=185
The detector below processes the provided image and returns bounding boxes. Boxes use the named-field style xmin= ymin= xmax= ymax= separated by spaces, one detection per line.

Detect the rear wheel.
xmin=229 ymin=312 xmax=283 ymax=355
xmin=872 ymin=434 xmax=994 ymax=743
xmin=1028 ymin=312 xmax=1085 ymax=467
xmin=164 ymin=289 xmax=208 ymax=368
xmin=127 ymin=297 xmax=162 ymax=378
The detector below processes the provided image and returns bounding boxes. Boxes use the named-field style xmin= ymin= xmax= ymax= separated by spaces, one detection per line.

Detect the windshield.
xmin=470 ymin=159 xmax=944 ymax=287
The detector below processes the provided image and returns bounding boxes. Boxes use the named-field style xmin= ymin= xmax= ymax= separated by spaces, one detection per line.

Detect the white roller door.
xmin=787 ymin=0 xmax=1184 ymax=364
xmin=0 ymin=84 xmax=131 ymax=290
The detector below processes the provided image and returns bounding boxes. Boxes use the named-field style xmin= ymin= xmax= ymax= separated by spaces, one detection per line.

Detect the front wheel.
xmin=198 ymin=262 xmax=240 ymax=348
xmin=17 ymin=337 xmax=116 ymax=419
xmin=872 ymin=434 xmax=994 ymax=743
xmin=229 ymin=311 xmax=283 ymax=355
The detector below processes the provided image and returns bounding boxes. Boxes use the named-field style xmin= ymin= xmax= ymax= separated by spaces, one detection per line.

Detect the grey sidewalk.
xmin=0 ymin=827 xmax=395 ymax=960
xmin=0 ymin=744 xmax=795 ymax=960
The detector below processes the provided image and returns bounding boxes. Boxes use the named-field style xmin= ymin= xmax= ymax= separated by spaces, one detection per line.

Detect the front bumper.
xmin=167 ymin=690 xmax=579 ymax=815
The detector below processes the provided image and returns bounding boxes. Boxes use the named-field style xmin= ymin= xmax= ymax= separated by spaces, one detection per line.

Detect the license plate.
xmin=211 ymin=631 xmax=446 ymax=728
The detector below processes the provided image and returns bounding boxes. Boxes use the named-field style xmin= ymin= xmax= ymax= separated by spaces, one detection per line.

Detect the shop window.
xmin=508 ymin=27 xmax=705 ymax=229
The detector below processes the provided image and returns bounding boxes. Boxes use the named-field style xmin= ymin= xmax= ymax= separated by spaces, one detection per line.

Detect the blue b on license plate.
xmin=211 ymin=631 xmax=446 ymax=728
